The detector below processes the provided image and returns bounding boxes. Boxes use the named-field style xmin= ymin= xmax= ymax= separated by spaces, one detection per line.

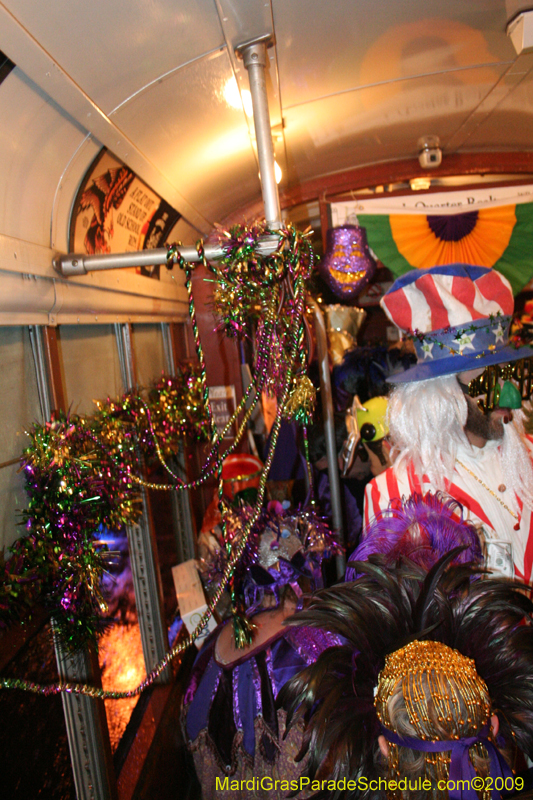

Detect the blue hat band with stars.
xmin=391 ymin=315 xmax=532 ymax=383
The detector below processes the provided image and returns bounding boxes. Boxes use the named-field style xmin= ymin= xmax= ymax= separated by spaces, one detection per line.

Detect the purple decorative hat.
xmin=198 ymin=503 xmax=341 ymax=614
xmin=318 ymin=225 xmax=376 ymax=301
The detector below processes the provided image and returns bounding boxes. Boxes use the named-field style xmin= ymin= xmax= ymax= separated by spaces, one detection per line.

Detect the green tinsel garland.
xmin=0 ymin=367 xmax=209 ymax=651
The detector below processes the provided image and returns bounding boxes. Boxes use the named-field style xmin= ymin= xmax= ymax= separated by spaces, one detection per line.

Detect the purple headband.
xmin=381 ymin=725 xmax=512 ymax=800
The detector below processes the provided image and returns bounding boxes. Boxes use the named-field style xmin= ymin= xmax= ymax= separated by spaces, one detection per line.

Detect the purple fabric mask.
xmin=243 ymin=558 xmax=306 ymax=615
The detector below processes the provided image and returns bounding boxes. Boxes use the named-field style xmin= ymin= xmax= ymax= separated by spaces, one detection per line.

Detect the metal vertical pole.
xmin=114 ymin=323 xmax=171 ymax=682
xmin=114 ymin=323 xmax=136 ymax=392
xmin=53 ymin=623 xmax=117 ymax=800
xmin=160 ymin=323 xmax=197 ymax=564
xmin=28 ymin=325 xmax=52 ymax=423
xmin=124 ymin=495 xmax=172 ymax=681
xmin=237 ymin=36 xmax=282 ymax=229
xmin=309 ymin=301 xmax=346 ymax=578
xmin=169 ymin=450 xmax=197 ymax=564
xmin=28 ymin=325 xmax=117 ymax=800
xmin=236 ymin=37 xmax=346 ymax=572
xmin=161 ymin=323 xmax=176 ymax=378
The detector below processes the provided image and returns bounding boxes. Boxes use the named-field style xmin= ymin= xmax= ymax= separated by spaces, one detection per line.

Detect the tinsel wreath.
xmin=0 ymin=367 xmax=209 ymax=652
xmin=210 ymin=222 xmax=316 ymax=413
xmin=94 ymin=366 xmax=210 ymax=458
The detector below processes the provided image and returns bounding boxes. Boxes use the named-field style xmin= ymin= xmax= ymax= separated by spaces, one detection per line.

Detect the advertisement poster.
xmin=329 ymin=184 xmax=533 ymax=293
xmin=69 ymin=149 xmax=180 ymax=278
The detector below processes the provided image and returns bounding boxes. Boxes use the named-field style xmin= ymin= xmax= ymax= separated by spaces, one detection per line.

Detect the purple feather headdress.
xmin=345 ymin=492 xmax=483 ymax=581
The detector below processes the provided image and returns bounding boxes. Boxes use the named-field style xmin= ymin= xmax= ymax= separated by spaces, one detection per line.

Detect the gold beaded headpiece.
xmin=375 ymin=640 xmax=490 ymax=737
xmin=375 ymin=640 xmax=492 ymax=795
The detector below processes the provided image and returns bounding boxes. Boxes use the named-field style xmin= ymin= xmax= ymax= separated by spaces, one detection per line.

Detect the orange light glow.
xmin=98 ymin=622 xmax=146 ymax=752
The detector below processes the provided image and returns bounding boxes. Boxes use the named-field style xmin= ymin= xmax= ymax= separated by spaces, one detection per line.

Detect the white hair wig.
xmin=388 ymin=375 xmax=533 ymax=506
xmin=387 ymin=375 xmax=469 ymax=491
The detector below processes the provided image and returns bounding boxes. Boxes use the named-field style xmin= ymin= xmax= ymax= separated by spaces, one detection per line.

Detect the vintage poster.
xmin=69 ymin=149 xmax=180 ymax=277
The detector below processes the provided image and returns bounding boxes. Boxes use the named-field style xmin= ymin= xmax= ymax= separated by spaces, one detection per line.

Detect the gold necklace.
xmin=455 ymin=459 xmax=520 ymax=530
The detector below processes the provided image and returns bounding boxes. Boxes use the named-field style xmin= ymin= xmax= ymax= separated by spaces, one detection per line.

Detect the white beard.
xmin=499 ymin=409 xmax=533 ymax=509
xmin=388 ymin=376 xmax=469 ymax=491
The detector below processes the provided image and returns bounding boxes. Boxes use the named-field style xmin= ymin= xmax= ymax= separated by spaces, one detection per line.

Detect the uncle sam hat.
xmin=380 ymin=264 xmax=528 ymax=382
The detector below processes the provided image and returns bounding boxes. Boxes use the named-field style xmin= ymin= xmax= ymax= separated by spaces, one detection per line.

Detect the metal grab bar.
xmin=309 ymin=298 xmax=346 ymax=579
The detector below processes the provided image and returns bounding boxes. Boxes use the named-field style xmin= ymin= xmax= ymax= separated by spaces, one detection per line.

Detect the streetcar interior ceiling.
xmin=2 ymin=1 xmax=533 ymax=569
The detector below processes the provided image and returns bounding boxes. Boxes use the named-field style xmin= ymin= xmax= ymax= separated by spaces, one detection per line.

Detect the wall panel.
xmin=0 ymin=327 xmax=40 ymax=551
xmin=58 ymin=324 xmax=123 ymax=415
xmin=131 ymin=324 xmax=166 ymax=387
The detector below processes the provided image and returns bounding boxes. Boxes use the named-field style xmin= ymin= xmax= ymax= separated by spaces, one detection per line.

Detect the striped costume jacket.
xmin=364 ymin=437 xmax=533 ymax=584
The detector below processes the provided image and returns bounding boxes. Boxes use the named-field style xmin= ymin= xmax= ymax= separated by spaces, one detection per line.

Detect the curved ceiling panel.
xmin=1 ymin=0 xmax=533 ymax=259
xmin=0 ymin=68 xmax=89 ymax=246
xmin=113 ymin=48 xmax=262 ymax=223
xmin=1 ymin=0 xmax=225 ymax=114
xmin=274 ymin=0 xmax=514 ymax=110
xmin=281 ymin=65 xmax=511 ymax=185
xmin=460 ymin=67 xmax=533 ymax=151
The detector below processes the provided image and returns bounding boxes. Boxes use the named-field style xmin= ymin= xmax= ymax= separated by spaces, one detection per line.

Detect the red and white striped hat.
xmin=380 ymin=264 xmax=525 ymax=382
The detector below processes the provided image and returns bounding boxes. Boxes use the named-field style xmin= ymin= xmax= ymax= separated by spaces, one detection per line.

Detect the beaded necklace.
xmin=456 ymin=459 xmax=520 ymax=530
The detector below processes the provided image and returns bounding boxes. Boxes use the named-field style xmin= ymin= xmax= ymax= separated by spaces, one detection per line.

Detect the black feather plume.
xmin=279 ymin=556 xmax=533 ymax=799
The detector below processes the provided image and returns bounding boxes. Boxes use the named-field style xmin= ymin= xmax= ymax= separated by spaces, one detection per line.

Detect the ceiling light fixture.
xmin=260 ymin=161 xmax=282 ymax=184
xmin=410 ymin=177 xmax=432 ymax=191
xmin=507 ymin=10 xmax=533 ymax=55
xmin=223 ymin=78 xmax=253 ymax=116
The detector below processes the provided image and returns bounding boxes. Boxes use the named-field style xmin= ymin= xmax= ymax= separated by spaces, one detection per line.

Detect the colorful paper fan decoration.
xmin=389 ymin=206 xmax=515 ymax=268
xmin=318 ymin=225 xmax=377 ymax=301
xmin=359 ymin=202 xmax=533 ymax=294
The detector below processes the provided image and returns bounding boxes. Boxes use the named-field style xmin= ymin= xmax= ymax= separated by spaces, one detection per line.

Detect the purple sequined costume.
xmin=182 ymin=618 xmax=341 ymax=799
